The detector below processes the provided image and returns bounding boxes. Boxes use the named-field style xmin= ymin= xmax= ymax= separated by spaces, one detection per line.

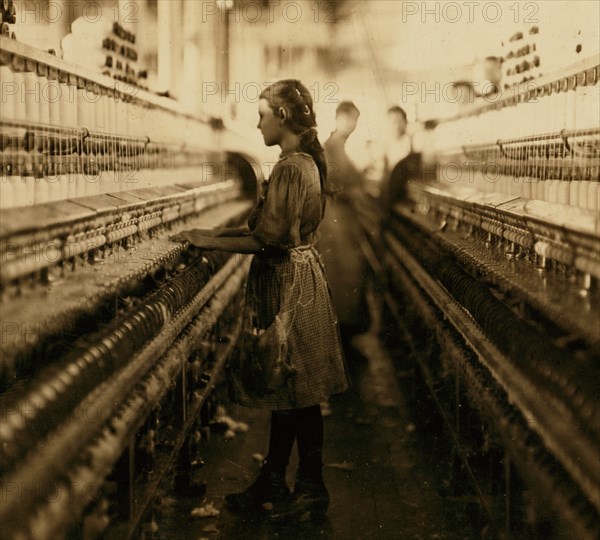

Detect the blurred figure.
xmin=382 ymin=106 xmax=411 ymax=176
xmin=379 ymin=105 xmax=417 ymax=217
xmin=323 ymin=101 xmax=363 ymax=195
xmin=318 ymin=101 xmax=370 ymax=342
xmin=362 ymin=106 xmax=411 ymax=198
xmin=473 ymin=56 xmax=502 ymax=97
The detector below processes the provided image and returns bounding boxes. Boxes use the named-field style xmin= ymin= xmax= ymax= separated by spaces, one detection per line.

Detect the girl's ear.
xmin=278 ymin=107 xmax=288 ymax=124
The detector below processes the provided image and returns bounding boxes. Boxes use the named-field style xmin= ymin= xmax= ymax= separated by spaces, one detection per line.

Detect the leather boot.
xmin=269 ymin=478 xmax=329 ymax=522
xmin=224 ymin=469 xmax=291 ymax=514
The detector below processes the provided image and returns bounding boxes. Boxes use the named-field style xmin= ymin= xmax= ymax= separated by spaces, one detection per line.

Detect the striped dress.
xmin=228 ymin=151 xmax=350 ymax=410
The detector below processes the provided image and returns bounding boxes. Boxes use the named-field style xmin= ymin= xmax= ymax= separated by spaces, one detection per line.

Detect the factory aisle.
xmin=157 ymin=291 xmax=480 ymax=539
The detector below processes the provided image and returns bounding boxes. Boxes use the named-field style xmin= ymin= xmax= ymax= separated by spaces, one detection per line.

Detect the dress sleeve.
xmin=251 ymin=163 xmax=307 ymax=249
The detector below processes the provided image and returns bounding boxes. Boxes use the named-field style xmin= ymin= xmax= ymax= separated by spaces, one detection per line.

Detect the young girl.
xmin=170 ymin=79 xmax=350 ymax=520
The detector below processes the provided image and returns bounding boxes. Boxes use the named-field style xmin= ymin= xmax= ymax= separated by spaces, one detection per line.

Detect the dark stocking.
xmin=291 ymin=405 xmax=324 ymax=485
xmin=264 ymin=410 xmax=296 ymax=476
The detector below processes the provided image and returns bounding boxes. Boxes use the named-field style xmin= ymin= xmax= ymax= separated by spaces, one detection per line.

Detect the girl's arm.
xmin=188 ymin=225 xmax=251 ymax=238
xmin=169 ymin=230 xmax=265 ymax=254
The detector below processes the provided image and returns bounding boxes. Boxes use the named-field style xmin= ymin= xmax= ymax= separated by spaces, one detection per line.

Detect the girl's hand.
xmin=169 ymin=230 xmax=219 ymax=249
xmin=169 ymin=231 xmax=193 ymax=243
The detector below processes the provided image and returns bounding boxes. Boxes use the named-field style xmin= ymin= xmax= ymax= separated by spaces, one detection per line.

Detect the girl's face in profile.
xmin=257 ymin=98 xmax=283 ymax=147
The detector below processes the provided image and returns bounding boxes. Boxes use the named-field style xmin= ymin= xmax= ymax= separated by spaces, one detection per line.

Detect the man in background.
xmin=318 ymin=101 xmax=370 ymax=344
xmin=362 ymin=105 xmax=411 ymax=198
xmin=323 ymin=101 xmax=363 ymax=197
xmin=383 ymin=106 xmax=411 ymax=175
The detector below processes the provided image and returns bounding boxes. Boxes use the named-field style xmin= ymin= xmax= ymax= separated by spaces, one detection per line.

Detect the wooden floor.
xmin=156 ymin=293 xmax=480 ymax=540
